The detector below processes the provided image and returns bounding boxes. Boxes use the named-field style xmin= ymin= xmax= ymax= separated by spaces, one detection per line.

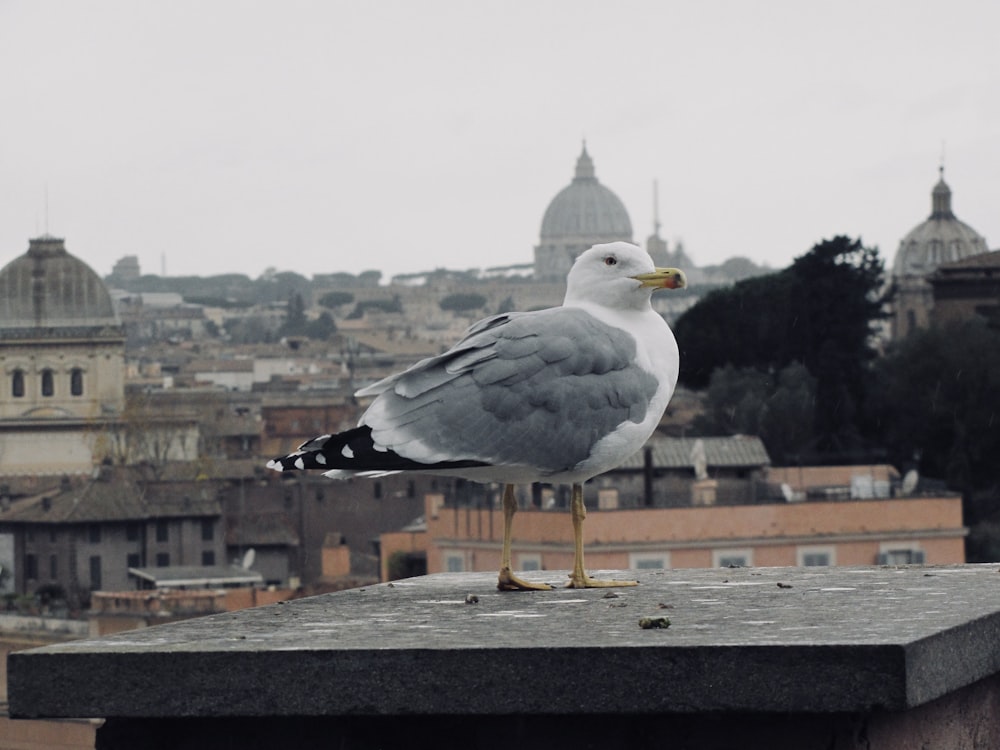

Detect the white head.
xmin=563 ymin=242 xmax=686 ymax=311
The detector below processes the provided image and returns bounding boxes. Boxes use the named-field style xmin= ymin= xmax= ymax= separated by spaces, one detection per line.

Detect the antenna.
xmin=940 ymin=140 xmax=946 ymax=178
xmin=652 ymin=179 xmax=661 ymax=237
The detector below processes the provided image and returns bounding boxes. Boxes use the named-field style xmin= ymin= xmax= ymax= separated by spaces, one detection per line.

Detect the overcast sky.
xmin=1 ymin=1 xmax=997 ymax=282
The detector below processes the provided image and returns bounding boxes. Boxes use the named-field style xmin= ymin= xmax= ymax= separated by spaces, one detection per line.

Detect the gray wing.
xmin=359 ymin=307 xmax=659 ymax=474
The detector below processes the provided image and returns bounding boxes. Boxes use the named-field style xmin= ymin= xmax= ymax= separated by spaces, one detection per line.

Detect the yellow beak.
xmin=631 ymin=267 xmax=687 ymax=290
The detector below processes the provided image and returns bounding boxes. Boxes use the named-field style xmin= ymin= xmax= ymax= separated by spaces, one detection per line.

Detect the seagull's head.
xmin=564 ymin=242 xmax=687 ymax=311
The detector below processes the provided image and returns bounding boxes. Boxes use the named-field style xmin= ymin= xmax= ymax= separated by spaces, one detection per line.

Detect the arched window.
xmin=70 ymin=368 xmax=84 ymax=396
xmin=12 ymin=369 xmax=25 ymax=398
xmin=41 ymin=369 xmax=54 ymax=397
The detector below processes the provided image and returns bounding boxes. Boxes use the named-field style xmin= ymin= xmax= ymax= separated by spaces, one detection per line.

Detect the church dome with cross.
xmin=892 ymin=170 xmax=988 ymax=279
xmin=889 ymin=169 xmax=989 ymax=338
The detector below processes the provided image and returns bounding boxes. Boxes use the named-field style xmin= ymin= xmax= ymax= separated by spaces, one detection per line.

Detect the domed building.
xmin=890 ymin=169 xmax=988 ymax=338
xmin=0 ymin=235 xmax=126 ymax=475
xmin=534 ymin=145 xmax=634 ymax=281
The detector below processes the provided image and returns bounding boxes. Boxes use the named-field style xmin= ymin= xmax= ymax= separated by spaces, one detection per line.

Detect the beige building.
xmin=0 ymin=236 xmax=126 ymax=476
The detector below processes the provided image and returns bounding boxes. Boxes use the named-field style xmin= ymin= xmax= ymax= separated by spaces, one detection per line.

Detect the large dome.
xmin=539 ymin=146 xmax=633 ymax=242
xmin=534 ymin=145 xmax=634 ymax=281
xmin=892 ymin=171 xmax=988 ymax=278
xmin=0 ymin=235 xmax=120 ymax=332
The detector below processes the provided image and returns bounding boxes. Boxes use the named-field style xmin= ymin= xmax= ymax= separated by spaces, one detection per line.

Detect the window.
xmin=798 ymin=547 xmax=835 ymax=567
xmin=202 ymin=550 xmax=216 ymax=566
xmin=88 ymin=524 xmax=101 ymax=544
xmin=41 ymin=369 xmax=54 ymax=397
xmin=50 ymin=554 xmax=58 ymax=579
xmin=201 ymin=519 xmax=214 ymax=542
xmin=877 ymin=548 xmax=925 ymax=565
xmin=714 ymin=549 xmax=753 ymax=568
xmin=629 ymin=554 xmax=670 ymax=570
xmin=127 ymin=553 xmax=141 ymax=569
xmin=25 ymin=554 xmax=38 ymax=580
xmin=445 ymin=554 xmax=465 ymax=572
xmin=156 ymin=552 xmax=170 ymax=567
xmin=517 ymin=554 xmax=541 ymax=572
xmin=70 ymin=368 xmax=84 ymax=396
xmin=11 ymin=369 xmax=25 ymax=398
xmin=155 ymin=520 xmax=169 ymax=543
xmin=126 ymin=523 xmax=140 ymax=542
xmin=89 ymin=556 xmax=102 ymax=589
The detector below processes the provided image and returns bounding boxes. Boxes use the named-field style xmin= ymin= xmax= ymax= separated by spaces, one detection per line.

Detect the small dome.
xmin=539 ymin=145 xmax=633 ymax=242
xmin=0 ymin=236 xmax=120 ymax=331
xmin=893 ymin=171 xmax=988 ymax=278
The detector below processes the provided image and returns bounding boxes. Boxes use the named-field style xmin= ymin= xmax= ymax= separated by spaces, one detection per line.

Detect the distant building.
xmin=534 ymin=144 xmax=634 ymax=281
xmin=0 ymin=472 xmax=223 ymax=607
xmin=109 ymin=254 xmax=141 ymax=283
xmin=380 ymin=440 xmax=966 ymax=579
xmin=888 ymin=169 xmax=989 ymax=339
xmin=0 ymin=236 xmax=126 ymax=476
xmin=929 ymin=249 xmax=1000 ymax=329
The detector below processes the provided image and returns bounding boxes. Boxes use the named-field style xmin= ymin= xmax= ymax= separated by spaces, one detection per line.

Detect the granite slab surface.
xmin=9 ymin=564 xmax=1000 ymax=718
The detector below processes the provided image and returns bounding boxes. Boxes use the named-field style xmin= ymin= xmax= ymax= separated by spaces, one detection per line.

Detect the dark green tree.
xmin=869 ymin=319 xmax=1000 ymax=496
xmin=439 ymin=293 xmax=487 ymax=313
xmin=318 ymin=291 xmax=355 ymax=309
xmin=693 ymin=362 xmax=817 ymax=464
xmin=869 ymin=319 xmax=1000 ymax=561
xmin=279 ymin=292 xmax=308 ymax=337
xmin=305 ymin=311 xmax=337 ymax=340
xmin=674 ymin=236 xmax=884 ymax=459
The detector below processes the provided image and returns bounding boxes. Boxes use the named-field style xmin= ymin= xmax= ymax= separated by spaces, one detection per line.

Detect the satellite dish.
xmin=241 ymin=548 xmax=256 ymax=570
xmin=781 ymin=483 xmax=795 ymax=502
xmin=901 ymin=470 xmax=919 ymax=496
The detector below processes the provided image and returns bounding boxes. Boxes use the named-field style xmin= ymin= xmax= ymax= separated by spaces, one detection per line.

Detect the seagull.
xmin=267 ymin=242 xmax=686 ymax=590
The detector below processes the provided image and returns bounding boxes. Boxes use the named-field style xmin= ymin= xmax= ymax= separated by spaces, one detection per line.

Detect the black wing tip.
xmin=266 ymin=425 xmax=492 ymax=475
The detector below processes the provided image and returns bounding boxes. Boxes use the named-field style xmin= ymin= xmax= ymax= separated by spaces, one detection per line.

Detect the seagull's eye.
xmin=604 ymin=256 xmax=617 ymax=266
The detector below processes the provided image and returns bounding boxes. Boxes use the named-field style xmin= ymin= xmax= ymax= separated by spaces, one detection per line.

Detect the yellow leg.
xmin=497 ymin=484 xmax=552 ymax=591
xmin=567 ymin=483 xmax=637 ymax=589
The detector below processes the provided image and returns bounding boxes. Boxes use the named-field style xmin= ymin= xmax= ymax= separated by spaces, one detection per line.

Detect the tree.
xmin=305 ymin=311 xmax=337 ymax=340
xmin=318 ymin=291 xmax=355 ymax=309
xmin=279 ymin=292 xmax=308 ymax=337
xmin=439 ymin=293 xmax=487 ymax=313
xmin=674 ymin=236 xmax=884 ymax=460
xmin=869 ymin=319 xmax=1000 ymax=561
xmin=869 ymin=320 xmax=1000 ymax=495
xmin=693 ymin=362 xmax=817 ymax=464
xmin=90 ymin=391 xmax=197 ymax=479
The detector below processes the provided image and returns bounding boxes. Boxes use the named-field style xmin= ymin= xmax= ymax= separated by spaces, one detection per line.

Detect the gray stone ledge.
xmin=9 ymin=565 xmax=1000 ymax=719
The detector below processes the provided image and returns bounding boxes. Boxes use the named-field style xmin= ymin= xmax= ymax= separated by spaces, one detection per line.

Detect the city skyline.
xmin=1 ymin=1 xmax=997 ymax=280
